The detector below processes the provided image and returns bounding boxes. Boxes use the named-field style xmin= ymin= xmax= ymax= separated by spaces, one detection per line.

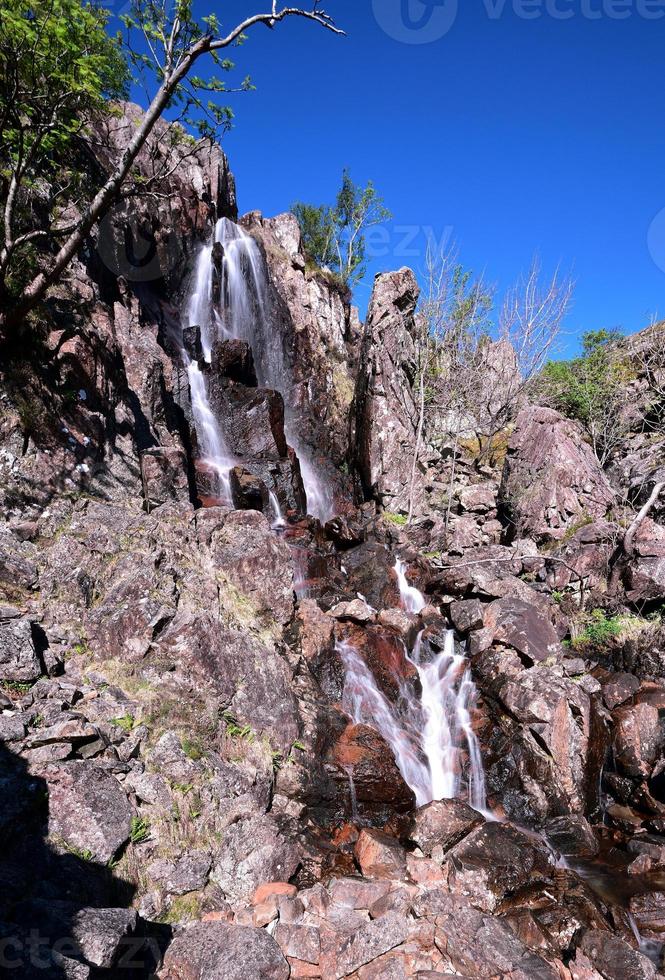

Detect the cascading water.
xmin=184 ymin=216 xmax=334 ymax=521
xmin=340 ymin=631 xmax=487 ymax=810
xmin=394 ymin=559 xmax=426 ymax=614
xmin=340 ymin=558 xmax=487 ymax=812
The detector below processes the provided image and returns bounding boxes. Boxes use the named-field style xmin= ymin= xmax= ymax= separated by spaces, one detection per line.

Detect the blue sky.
xmin=138 ymin=2 xmax=665 ymax=354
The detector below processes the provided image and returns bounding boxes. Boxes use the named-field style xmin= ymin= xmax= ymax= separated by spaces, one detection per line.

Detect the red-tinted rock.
xmin=354 ymin=828 xmax=407 ymax=879
xmin=329 ymin=723 xmax=416 ymax=813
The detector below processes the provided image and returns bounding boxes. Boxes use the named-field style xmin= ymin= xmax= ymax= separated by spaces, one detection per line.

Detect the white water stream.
xmin=340 ymin=562 xmax=487 ymax=811
xmin=183 ymin=217 xmax=334 ymax=521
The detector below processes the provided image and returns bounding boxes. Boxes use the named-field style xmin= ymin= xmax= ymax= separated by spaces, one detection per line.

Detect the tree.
xmin=0 ymin=1 xmax=343 ymax=338
xmin=292 ymin=169 xmax=391 ymax=287
xmin=0 ymin=0 xmax=130 ymax=304
xmin=538 ymin=329 xmax=629 ymax=465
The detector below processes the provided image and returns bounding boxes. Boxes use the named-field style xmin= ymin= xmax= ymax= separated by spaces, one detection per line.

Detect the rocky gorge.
xmin=1 ymin=104 xmax=665 ymax=979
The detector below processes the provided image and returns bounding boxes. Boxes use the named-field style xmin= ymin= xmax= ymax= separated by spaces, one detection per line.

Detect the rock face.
xmin=352 ymin=268 xmax=423 ymax=513
xmin=159 ymin=922 xmax=290 ymax=980
xmin=242 ymin=211 xmax=359 ymax=474
xmin=500 ymin=407 xmax=615 ymax=542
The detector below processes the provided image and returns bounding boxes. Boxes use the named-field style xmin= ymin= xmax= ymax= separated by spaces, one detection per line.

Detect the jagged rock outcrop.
xmin=352 ymin=268 xmax=424 ymax=513
xmin=242 ymin=211 xmax=359 ymax=471
xmin=500 ymin=406 xmax=616 ymax=543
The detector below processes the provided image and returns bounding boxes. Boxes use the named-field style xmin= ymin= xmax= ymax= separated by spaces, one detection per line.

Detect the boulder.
xmin=0 ymin=618 xmax=42 ymax=682
xmin=544 ymin=814 xmax=599 ymax=857
xmin=329 ymin=599 xmax=376 ymax=624
xmin=329 ymin=723 xmax=416 ymax=813
xmin=449 ymin=599 xmax=485 ymax=635
xmin=624 ymin=518 xmax=665 ymax=604
xmin=37 ymin=761 xmax=135 ymax=863
xmin=229 ymin=465 xmax=269 ymax=513
xmin=458 ymin=484 xmax=497 ymax=514
xmin=140 ymin=446 xmax=190 ymax=510
xmin=408 ymin=799 xmax=485 ymax=856
xmin=446 ymin=821 xmax=553 ymax=913
xmin=577 ymin=929 xmax=658 ymax=980
xmin=483 ymin=597 xmax=562 ymax=663
xmin=210 ymin=813 xmax=300 ymax=905
xmin=211 ymin=338 xmax=258 ymax=386
xmin=352 ymin=269 xmax=423 ymax=513
xmin=354 ymin=828 xmax=407 ymax=879
xmin=158 ymin=922 xmax=289 ymax=980
xmin=497 ymin=666 xmax=598 ymax=816
xmin=499 ymin=407 xmax=615 ymax=543
xmin=412 ymin=893 xmax=560 ymax=978
xmin=614 ymin=699 xmax=665 ymax=780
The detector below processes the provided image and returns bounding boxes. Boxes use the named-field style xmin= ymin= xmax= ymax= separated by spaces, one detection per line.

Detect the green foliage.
xmin=0 ymin=0 xmax=129 ymax=296
xmin=129 ymin=816 xmax=150 ymax=845
xmin=119 ymin=0 xmax=252 ymax=141
xmin=181 ymin=736 xmax=204 ymax=761
xmin=222 ymin=711 xmax=255 ymax=742
xmin=538 ymin=329 xmax=630 ymax=462
xmin=292 ymin=169 xmax=391 ymax=288
xmin=110 ymin=713 xmax=136 ymax=732
xmin=570 ymin=609 xmax=629 ymax=651
xmin=383 ymin=512 xmax=408 ymax=526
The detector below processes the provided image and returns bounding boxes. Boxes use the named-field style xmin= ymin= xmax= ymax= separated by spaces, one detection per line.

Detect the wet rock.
xmin=483 ymin=598 xmax=562 ymax=663
xmin=500 ymin=407 xmax=615 ymax=543
xmin=352 ymin=268 xmax=423 ymax=513
xmin=0 ymin=619 xmax=42 ymax=682
xmin=329 ymin=599 xmax=376 ymax=624
xmin=243 ymin=211 xmax=357 ymax=469
xmin=446 ymin=822 xmax=553 ymax=913
xmin=140 ymin=446 xmax=190 ymax=510
xmin=342 ymin=541 xmax=403 ymax=611
xmin=158 ymin=921 xmax=289 ymax=980
xmin=325 ymin=515 xmax=367 ymax=548
xmin=354 ymin=828 xmax=407 ymax=879
xmin=329 ymin=723 xmax=416 ymax=814
xmin=229 ymin=465 xmax=269 ymax=513
xmin=38 ymin=761 xmax=135 ymax=862
xmin=577 ymin=929 xmax=658 ymax=980
xmin=211 ymin=338 xmax=257 ymax=386
xmin=628 ymin=891 xmax=665 ymax=940
xmin=210 ymin=813 xmax=300 ymax=905
xmin=543 ymin=814 xmax=599 ymax=857
xmin=497 ymin=665 xmax=598 ymax=816
xmin=449 ymin=599 xmax=485 ymax=635
xmin=408 ymin=799 xmax=484 ymax=857
xmin=208 ymin=381 xmax=288 ymax=459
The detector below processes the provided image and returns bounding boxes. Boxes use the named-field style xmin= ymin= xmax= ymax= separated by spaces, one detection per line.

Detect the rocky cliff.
xmin=1 ymin=104 xmax=665 ymax=979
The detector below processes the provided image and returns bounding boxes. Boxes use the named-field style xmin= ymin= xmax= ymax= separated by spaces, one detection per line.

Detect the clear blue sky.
xmin=144 ymin=3 xmax=665 ymax=353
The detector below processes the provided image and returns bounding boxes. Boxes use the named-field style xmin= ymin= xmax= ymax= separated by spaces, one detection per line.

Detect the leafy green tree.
xmin=0 ymin=1 xmax=343 ymax=338
xmin=292 ymin=169 xmax=392 ymax=288
xmin=0 ymin=0 xmax=129 ymax=302
xmin=539 ymin=329 xmax=628 ymax=464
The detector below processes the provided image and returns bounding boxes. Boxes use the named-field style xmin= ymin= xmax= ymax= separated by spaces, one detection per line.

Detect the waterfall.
xmin=394 ymin=559 xmax=426 ymax=614
xmin=184 ymin=352 xmax=234 ymax=505
xmin=340 ymin=631 xmax=487 ymax=811
xmin=269 ymin=491 xmax=286 ymax=529
xmin=184 ymin=216 xmax=335 ymax=522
